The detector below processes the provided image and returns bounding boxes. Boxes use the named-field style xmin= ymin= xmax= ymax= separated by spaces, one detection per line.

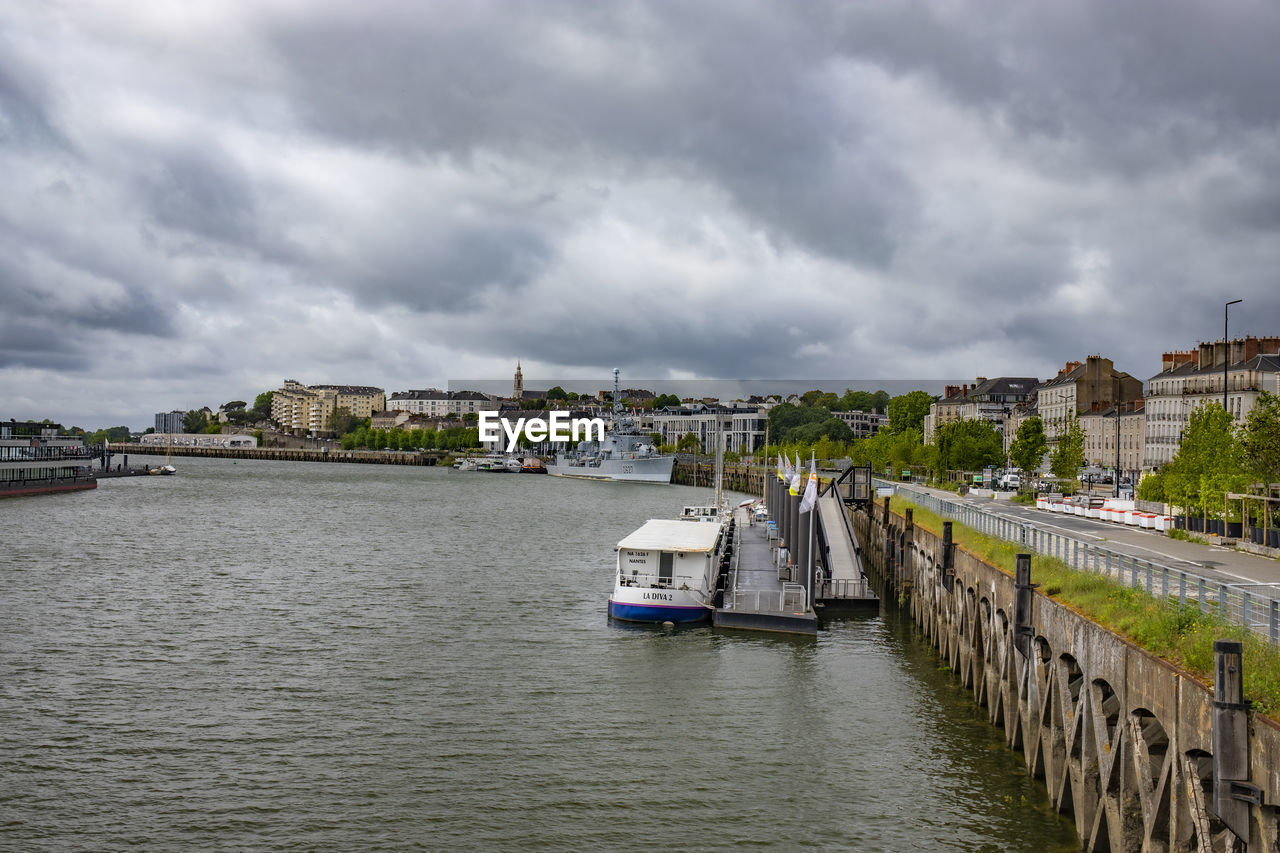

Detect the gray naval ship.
xmin=546 ymin=369 xmax=675 ymax=483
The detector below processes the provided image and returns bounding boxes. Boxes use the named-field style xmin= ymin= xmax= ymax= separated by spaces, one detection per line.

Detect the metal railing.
xmin=876 ymin=480 xmax=1280 ymax=645
xmin=724 ymin=584 xmax=809 ymax=614
xmin=818 ymin=577 xmax=873 ymax=600
xmin=616 ymin=571 xmax=706 ymax=592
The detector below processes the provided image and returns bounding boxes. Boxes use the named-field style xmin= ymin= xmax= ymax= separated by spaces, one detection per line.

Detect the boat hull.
xmin=608 ymin=598 xmax=710 ymax=624
xmin=0 ymin=479 xmax=97 ymax=499
xmin=547 ymin=455 xmax=674 ymax=484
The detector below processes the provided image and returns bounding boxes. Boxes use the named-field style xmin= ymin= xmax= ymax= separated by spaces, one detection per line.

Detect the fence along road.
xmin=877 ymin=479 xmax=1280 ymax=644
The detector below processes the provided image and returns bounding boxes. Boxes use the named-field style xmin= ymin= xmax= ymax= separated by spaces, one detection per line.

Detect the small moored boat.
xmin=608 ymin=513 xmax=729 ymax=624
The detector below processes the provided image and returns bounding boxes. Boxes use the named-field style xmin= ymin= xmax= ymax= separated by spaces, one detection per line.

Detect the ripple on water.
xmin=1 ymin=459 xmax=1077 ymax=851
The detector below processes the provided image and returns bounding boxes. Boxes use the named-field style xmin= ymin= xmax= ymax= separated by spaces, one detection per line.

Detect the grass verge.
xmin=895 ymin=499 xmax=1280 ymax=720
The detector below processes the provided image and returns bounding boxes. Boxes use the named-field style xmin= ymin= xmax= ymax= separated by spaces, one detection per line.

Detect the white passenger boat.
xmin=608 ymin=514 xmax=728 ymax=624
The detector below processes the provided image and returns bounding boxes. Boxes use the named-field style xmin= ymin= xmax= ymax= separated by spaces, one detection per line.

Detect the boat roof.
xmin=617 ymin=519 xmax=722 ymax=552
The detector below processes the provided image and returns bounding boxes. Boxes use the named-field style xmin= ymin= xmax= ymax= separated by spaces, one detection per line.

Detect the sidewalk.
xmin=892 ymin=481 xmax=1280 ymax=589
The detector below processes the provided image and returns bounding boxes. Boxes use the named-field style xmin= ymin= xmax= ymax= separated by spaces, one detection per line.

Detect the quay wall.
xmin=854 ymin=497 xmax=1280 ymax=853
xmin=110 ymin=443 xmax=445 ymax=466
xmin=672 ymin=461 xmax=767 ymax=493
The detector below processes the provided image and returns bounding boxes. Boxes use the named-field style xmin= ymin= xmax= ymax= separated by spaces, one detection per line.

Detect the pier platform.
xmin=713 ymin=507 xmax=818 ymax=635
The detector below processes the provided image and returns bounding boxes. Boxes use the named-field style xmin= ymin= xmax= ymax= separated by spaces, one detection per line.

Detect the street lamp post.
xmin=1224 ymin=299 xmax=1242 ymax=414
xmin=1114 ymin=408 xmax=1121 ymax=499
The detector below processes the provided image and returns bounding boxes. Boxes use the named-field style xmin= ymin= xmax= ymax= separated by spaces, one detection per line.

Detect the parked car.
xmin=998 ymin=473 xmax=1021 ymax=491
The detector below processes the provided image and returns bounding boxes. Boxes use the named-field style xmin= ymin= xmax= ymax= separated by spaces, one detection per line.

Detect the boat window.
xmin=658 ymin=552 xmax=674 ymax=586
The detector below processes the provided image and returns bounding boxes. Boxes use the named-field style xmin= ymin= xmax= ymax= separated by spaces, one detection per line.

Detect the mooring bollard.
xmin=1013 ymin=553 xmax=1035 ymax=657
xmin=1213 ymin=640 xmax=1261 ymax=843
xmin=941 ymin=521 xmax=955 ymax=592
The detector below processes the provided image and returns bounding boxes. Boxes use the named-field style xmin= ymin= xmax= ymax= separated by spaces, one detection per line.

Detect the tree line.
xmin=340 ymin=423 xmax=480 ymax=451
xmin=1137 ymin=392 xmax=1280 ymax=522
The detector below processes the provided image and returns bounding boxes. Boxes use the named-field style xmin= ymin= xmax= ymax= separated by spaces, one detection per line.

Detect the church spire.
xmin=513 ymin=361 xmax=524 ymax=400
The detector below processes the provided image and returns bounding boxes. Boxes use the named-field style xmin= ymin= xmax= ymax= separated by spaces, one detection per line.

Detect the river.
xmin=1 ymin=458 xmax=1078 ymax=851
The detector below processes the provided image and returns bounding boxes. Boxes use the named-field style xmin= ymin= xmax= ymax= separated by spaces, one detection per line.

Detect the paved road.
xmin=893 ymin=482 xmax=1280 ymax=589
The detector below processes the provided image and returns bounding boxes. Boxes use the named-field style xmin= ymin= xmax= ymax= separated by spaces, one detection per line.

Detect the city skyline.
xmin=4 ymin=2 xmax=1280 ymax=429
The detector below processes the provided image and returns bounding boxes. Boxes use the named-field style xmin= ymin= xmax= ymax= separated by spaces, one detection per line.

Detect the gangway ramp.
xmin=814 ymin=490 xmax=877 ymax=609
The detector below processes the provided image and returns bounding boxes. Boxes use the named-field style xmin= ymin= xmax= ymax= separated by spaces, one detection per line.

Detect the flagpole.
xmin=807 ymin=451 xmax=816 ymax=602
xmin=762 ymin=424 xmax=768 ymax=500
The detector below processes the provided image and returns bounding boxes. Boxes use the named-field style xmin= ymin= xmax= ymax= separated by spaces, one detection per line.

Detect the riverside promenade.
xmin=891 ymin=480 xmax=1280 ymax=590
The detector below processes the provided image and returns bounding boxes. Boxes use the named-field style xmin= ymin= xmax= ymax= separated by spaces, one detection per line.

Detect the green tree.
xmin=886 ymin=391 xmax=933 ymax=434
xmin=1163 ymin=403 xmax=1247 ymax=520
xmin=203 ymin=423 xmax=222 ymax=434
xmin=1240 ymin=391 xmax=1280 ymax=488
xmin=934 ymin=419 xmax=1004 ymax=472
xmin=252 ymin=391 xmax=274 ymax=420
xmin=800 ymin=390 xmax=839 ymax=409
xmin=652 ymin=393 xmax=681 ymax=409
xmin=835 ymin=389 xmax=889 ymax=413
xmin=328 ymin=406 xmax=358 ymax=436
xmin=1049 ymin=415 xmax=1085 ymax=482
xmin=1009 ymin=416 xmax=1048 ymax=473
xmin=222 ymin=400 xmax=247 ymax=411
xmin=1137 ymin=467 xmax=1166 ymax=502
xmin=767 ymin=402 xmax=826 ymax=436
xmin=676 ymin=432 xmax=701 ymax=453
xmin=182 ymin=409 xmax=206 ymax=434
xmin=787 ymin=417 xmax=853 ymax=445
xmin=546 ymin=386 xmax=568 ymax=400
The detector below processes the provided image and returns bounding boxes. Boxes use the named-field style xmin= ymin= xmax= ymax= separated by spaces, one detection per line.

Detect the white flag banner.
xmin=799 ymin=459 xmax=818 ymax=514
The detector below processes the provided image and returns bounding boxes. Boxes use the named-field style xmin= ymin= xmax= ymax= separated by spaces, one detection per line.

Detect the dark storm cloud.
xmin=830 ymin=1 xmax=1280 ymax=153
xmin=265 ymin=1 xmax=914 ymax=268
xmin=133 ymin=145 xmax=260 ymax=249
xmin=0 ymin=316 xmax=86 ymax=371
xmin=4 ymin=0 xmax=1280 ymax=426
xmin=0 ymin=230 xmax=177 ymax=341
xmin=327 ymin=217 xmax=554 ymax=313
xmin=0 ymin=44 xmax=69 ymax=151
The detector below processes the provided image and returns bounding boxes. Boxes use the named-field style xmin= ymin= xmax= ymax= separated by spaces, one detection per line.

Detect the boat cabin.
xmin=679 ymin=505 xmax=719 ymax=522
xmin=615 ymin=519 xmax=723 ymax=590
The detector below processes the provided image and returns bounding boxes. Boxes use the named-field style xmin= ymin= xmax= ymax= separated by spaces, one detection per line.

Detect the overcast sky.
xmin=4 ymin=1 xmax=1279 ymax=428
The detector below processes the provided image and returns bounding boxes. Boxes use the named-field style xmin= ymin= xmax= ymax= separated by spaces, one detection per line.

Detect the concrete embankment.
xmin=671 ymin=461 xmax=768 ymax=492
xmin=854 ymin=495 xmax=1280 ymax=852
xmin=110 ymin=444 xmax=446 ymax=465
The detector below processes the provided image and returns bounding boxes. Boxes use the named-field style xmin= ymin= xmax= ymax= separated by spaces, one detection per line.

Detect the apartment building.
xmin=1144 ymin=336 xmax=1280 ymax=468
xmin=832 ymin=410 xmax=889 ymax=438
xmin=1036 ymin=357 xmax=1142 ymax=442
xmin=386 ymin=389 xmax=495 ymax=418
xmin=1079 ymin=401 xmax=1145 ymax=478
xmin=652 ymin=404 xmax=764 ymax=453
xmin=272 ymin=380 xmax=385 ymax=435
xmin=154 ymin=410 xmax=185 ymax=434
xmin=922 ymin=377 xmax=1038 ymax=449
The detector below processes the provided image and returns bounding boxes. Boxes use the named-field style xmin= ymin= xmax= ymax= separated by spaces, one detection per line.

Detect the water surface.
xmin=1 ymin=458 xmax=1077 ymax=850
